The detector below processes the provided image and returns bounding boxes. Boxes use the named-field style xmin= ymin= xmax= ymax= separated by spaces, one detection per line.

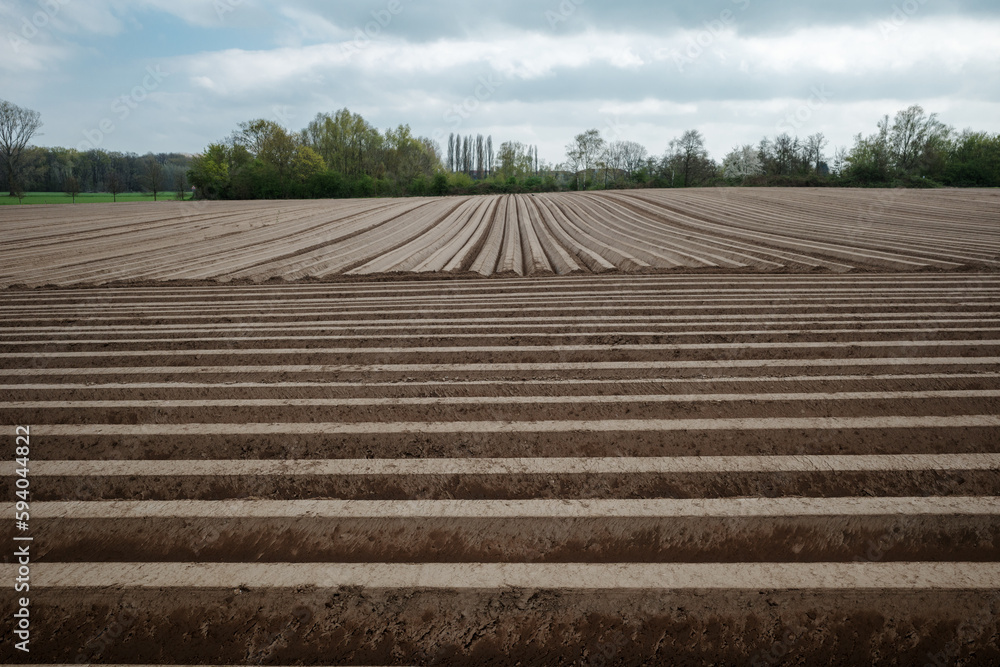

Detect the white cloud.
xmin=170 ymin=28 xmax=694 ymax=98
xmin=597 ymin=100 xmax=699 ymax=117
xmin=4 ymin=1 xmax=999 ymax=165
xmin=165 ymin=15 xmax=1000 ymax=100
xmin=275 ymin=7 xmax=349 ymax=45
xmin=655 ymin=18 xmax=1000 ymax=76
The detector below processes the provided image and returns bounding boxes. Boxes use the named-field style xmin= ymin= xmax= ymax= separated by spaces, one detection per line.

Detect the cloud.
xmin=275 ymin=7 xmax=350 ymax=46
xmin=2 ymin=0 xmax=998 ymax=168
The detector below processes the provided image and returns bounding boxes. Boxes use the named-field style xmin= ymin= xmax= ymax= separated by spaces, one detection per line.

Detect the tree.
xmin=565 ymin=129 xmax=605 ymax=189
xmin=722 ymin=144 xmax=763 ymax=181
xmin=291 ymin=145 xmax=326 ymax=182
xmin=232 ymin=119 xmax=299 ymax=189
xmin=564 ymin=145 xmax=583 ymax=190
xmin=187 ymin=144 xmax=230 ymax=199
xmin=804 ymin=133 xmax=828 ymax=173
xmin=64 ymin=176 xmax=81 ymax=203
xmin=433 ymin=172 xmax=448 ymax=196
xmin=174 ymin=173 xmax=187 ymax=200
xmin=475 ymin=134 xmax=485 ymax=178
xmin=620 ymin=141 xmax=648 ymax=181
xmin=772 ymin=133 xmax=798 ymax=175
xmin=497 ymin=141 xmax=533 ymax=180
xmin=106 ymin=173 xmax=123 ymax=202
xmin=143 ymin=157 xmax=164 ymax=201
xmin=832 ymin=146 xmax=848 ymax=176
xmin=11 ymin=179 xmax=25 ymax=204
xmin=756 ymin=137 xmax=774 ymax=175
xmin=305 ymin=109 xmax=385 ymax=178
xmin=666 ymin=129 xmax=712 ymax=187
xmin=843 ymin=106 xmax=955 ymax=184
xmin=233 ymin=119 xmax=282 ymax=158
xmin=890 ymin=105 xmax=948 ymax=175
xmin=379 ymin=124 xmax=440 ymax=189
xmin=943 ymin=131 xmax=1000 ymax=187
xmin=846 ymin=115 xmax=892 ymax=183
xmin=0 ymin=100 xmax=43 ymax=197
xmin=602 ymin=141 xmax=627 ymax=186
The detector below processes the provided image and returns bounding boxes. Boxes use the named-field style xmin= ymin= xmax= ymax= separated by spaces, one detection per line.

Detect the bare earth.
xmin=1 ymin=188 xmax=999 ymax=287
xmin=1 ymin=188 xmax=999 ymax=665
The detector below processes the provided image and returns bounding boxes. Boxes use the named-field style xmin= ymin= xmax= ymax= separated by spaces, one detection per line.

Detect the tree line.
xmin=835 ymin=105 xmax=999 ymax=187
xmin=446 ymin=134 xmax=541 ymax=180
xmin=0 ymin=146 xmax=192 ymax=199
xmin=1 ymin=98 xmax=191 ymax=200
xmin=563 ymin=105 xmax=999 ymax=190
xmin=186 ymin=110 xmax=444 ymax=200
xmin=2 ymin=98 xmax=998 ymax=203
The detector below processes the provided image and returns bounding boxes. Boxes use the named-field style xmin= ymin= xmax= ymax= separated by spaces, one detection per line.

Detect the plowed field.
xmin=1 ymin=189 xmax=999 ymax=664
xmin=1 ymin=189 xmax=999 ymax=287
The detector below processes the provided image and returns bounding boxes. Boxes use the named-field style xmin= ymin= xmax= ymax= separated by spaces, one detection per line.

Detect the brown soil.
xmin=0 ymin=237 xmax=998 ymax=663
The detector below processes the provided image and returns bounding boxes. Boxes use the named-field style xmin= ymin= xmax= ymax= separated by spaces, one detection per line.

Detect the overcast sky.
xmin=3 ymin=0 xmax=999 ymax=164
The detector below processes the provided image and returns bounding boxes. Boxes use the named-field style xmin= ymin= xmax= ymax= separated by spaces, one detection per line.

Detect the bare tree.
xmin=565 ymin=144 xmax=583 ymax=190
xmin=603 ymin=141 xmax=635 ymax=186
xmin=604 ymin=141 xmax=623 ymax=173
xmin=143 ymin=157 xmax=164 ymax=201
xmin=805 ymin=133 xmax=828 ymax=173
xmin=0 ymin=100 xmax=43 ymax=197
xmin=476 ymin=134 xmax=485 ymax=179
xmin=64 ymin=176 xmax=81 ymax=203
xmin=832 ymin=146 xmax=848 ymax=176
xmin=174 ymin=173 xmax=187 ymax=200
xmin=11 ymin=179 xmax=25 ymax=204
xmin=666 ymin=129 xmax=710 ymax=187
xmin=620 ymin=141 xmax=648 ymax=180
xmin=757 ymin=137 xmax=774 ymax=174
xmin=107 ymin=173 xmax=123 ymax=202
xmin=772 ymin=133 xmax=798 ymax=175
xmin=889 ymin=105 xmax=948 ymax=175
xmin=486 ymin=136 xmax=494 ymax=177
xmin=566 ymin=129 xmax=605 ymax=190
